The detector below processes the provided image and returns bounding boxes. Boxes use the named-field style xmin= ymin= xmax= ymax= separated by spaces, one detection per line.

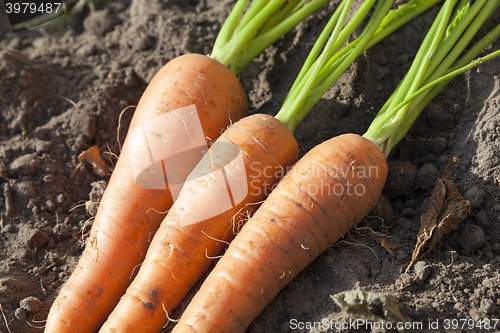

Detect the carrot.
xmin=171 ymin=134 xmax=387 ymax=333
xmin=169 ymin=1 xmax=500 ymax=332
xmin=98 ymin=0 xmax=442 ymax=332
xmin=45 ymin=1 xmax=333 ymax=331
xmin=44 ymin=53 xmax=247 ymax=333
xmin=98 ymin=113 xmax=299 ymax=333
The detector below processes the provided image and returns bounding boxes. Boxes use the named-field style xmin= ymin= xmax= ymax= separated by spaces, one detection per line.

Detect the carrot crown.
xmin=210 ymin=0 xmax=331 ymax=75
xmin=363 ymin=0 xmax=500 ymax=158
xmin=274 ymin=0 xmax=444 ymax=134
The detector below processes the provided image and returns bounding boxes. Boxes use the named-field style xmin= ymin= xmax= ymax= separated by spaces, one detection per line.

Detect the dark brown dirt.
xmin=1 ymin=1 xmax=499 ymax=333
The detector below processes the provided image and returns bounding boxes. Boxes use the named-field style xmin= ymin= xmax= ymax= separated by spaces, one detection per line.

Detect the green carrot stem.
xmin=318 ymin=0 xmax=446 ymax=83
xmin=276 ymin=0 xmax=358 ymax=134
xmin=394 ymin=0 xmax=500 ymax=140
xmin=212 ymin=0 xmax=249 ymax=52
xmin=363 ymin=0 xmax=500 ymax=158
xmin=212 ymin=0 xmax=288 ymax=68
xmin=381 ymin=0 xmax=456 ymax=155
xmin=280 ymin=0 xmax=359 ymax=112
xmin=298 ymin=0 xmax=444 ymax=119
xmin=302 ymin=0 xmax=394 ymax=118
xmin=259 ymin=0 xmax=306 ymax=34
xmin=281 ymin=1 xmax=348 ymax=107
xmin=210 ymin=0 xmax=331 ymax=75
xmin=363 ymin=0 xmax=457 ymax=151
xmin=394 ymin=24 xmax=500 ymax=144
xmin=281 ymin=0 xmax=378 ymax=108
xmin=237 ymin=0 xmax=271 ymax=30
xmin=275 ymin=0 xmax=389 ymax=133
xmin=275 ymin=0 xmax=443 ymax=134
xmin=400 ymin=0 xmax=488 ymax=112
xmin=236 ymin=0 xmax=331 ymax=74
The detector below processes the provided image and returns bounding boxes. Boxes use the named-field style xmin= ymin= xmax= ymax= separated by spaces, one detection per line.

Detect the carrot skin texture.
xmin=44 ymin=54 xmax=247 ymax=333
xmin=99 ymin=114 xmax=299 ymax=333
xmin=171 ymin=134 xmax=388 ymax=333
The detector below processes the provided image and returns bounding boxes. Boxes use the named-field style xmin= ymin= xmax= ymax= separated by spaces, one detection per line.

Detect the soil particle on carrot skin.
xmin=144 ymin=302 xmax=155 ymax=310
xmin=0 ymin=1 xmax=500 ymax=333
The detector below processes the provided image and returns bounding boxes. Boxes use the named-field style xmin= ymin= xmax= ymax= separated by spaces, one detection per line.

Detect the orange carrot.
xmin=98 ymin=0 xmax=435 ymax=331
xmin=45 ymin=0 xmax=334 ymax=329
xmin=170 ymin=134 xmax=388 ymax=333
xmin=169 ymin=0 xmax=500 ymax=330
xmin=98 ymin=113 xmax=299 ymax=333
xmin=44 ymin=54 xmax=247 ymax=333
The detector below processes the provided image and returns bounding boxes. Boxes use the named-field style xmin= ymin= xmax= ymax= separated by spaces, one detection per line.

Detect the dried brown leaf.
xmin=406 ymin=157 xmax=470 ymax=273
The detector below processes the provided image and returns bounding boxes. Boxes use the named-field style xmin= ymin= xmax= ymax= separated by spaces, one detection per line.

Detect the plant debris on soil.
xmin=406 ymin=157 xmax=471 ymax=274
xmin=1 ymin=1 xmax=499 ymax=333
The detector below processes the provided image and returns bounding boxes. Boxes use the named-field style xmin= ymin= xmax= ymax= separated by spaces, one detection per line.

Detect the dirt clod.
xmin=464 ymin=186 xmax=486 ymax=209
xmin=414 ymin=260 xmax=430 ymax=282
xmin=460 ymin=224 xmax=486 ymax=253
xmin=8 ymin=154 xmax=40 ymax=176
xmin=416 ymin=163 xmax=440 ymax=192
xmin=83 ymin=9 xmax=121 ymax=36
xmin=19 ymin=297 xmax=42 ymax=314
xmin=26 ymin=229 xmax=49 ymax=249
xmin=480 ymin=298 xmax=497 ymax=314
xmin=87 ymin=180 xmax=107 ymax=216
xmin=382 ymin=161 xmax=417 ymax=199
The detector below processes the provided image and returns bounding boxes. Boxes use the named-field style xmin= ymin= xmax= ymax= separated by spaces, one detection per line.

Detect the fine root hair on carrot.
xmin=171 ymin=112 xmax=195 ymax=144
xmin=129 ymin=263 xmax=142 ymax=280
xmin=103 ymin=143 xmax=119 ymax=168
xmin=162 ymin=304 xmax=179 ymax=323
xmin=29 ymin=315 xmax=46 ymax=324
xmin=116 ymin=105 xmax=136 ymax=152
xmin=84 ymin=201 xmax=99 ymax=214
xmin=0 ymin=303 xmax=12 ymax=333
xmin=145 ymin=207 xmax=170 ymax=216
xmin=68 ymin=200 xmax=93 ymax=213
xmin=205 ymin=250 xmax=224 ymax=260
xmin=229 ymin=200 xmax=265 ymax=235
xmin=363 ymin=212 xmax=385 ymax=225
xmin=445 ymin=250 xmax=457 ymax=268
xmin=25 ymin=317 xmax=45 ymax=329
xmin=414 ymin=263 xmax=431 ymax=278
xmin=165 ymin=243 xmax=176 ymax=260
xmin=39 ymin=276 xmax=48 ymax=295
xmin=200 ymin=230 xmax=232 ymax=246
xmin=78 ymin=216 xmax=95 ymax=239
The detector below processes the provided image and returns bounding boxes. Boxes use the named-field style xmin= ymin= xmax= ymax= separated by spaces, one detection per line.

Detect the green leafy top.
xmin=274 ymin=0 xmax=443 ymax=134
xmin=363 ymin=0 xmax=500 ymax=158
xmin=210 ymin=0 xmax=330 ymax=75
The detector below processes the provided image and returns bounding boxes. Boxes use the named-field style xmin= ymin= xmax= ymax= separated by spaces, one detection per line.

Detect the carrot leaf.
xmin=210 ymin=0 xmax=331 ymax=75
xmin=363 ymin=0 xmax=500 ymax=158
xmin=275 ymin=0 xmax=444 ymax=134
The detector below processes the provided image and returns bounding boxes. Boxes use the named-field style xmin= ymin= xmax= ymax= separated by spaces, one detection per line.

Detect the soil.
xmin=1 ymin=1 xmax=499 ymax=333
